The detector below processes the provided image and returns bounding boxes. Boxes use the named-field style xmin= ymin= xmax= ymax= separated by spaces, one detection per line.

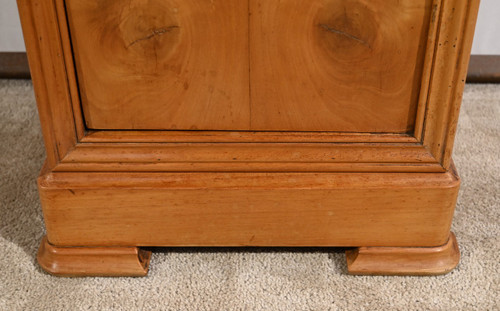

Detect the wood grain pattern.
xmin=71 ymin=131 xmax=447 ymax=173
xmin=38 ymin=168 xmax=459 ymax=248
xmin=346 ymin=232 xmax=460 ymax=275
xmin=81 ymin=131 xmax=418 ymax=143
xmin=38 ymin=236 xmax=151 ymax=276
xmin=18 ymin=0 xmax=479 ymax=170
xmin=248 ymin=0 xmax=432 ymax=132
xmin=420 ymin=0 xmax=480 ymax=169
xmin=54 ymin=142 xmax=444 ymax=173
xmin=54 ymin=0 xmax=85 ymax=140
xmin=66 ymin=0 xmax=250 ymax=130
xmin=17 ymin=0 xmax=479 ymax=276
xmin=17 ymin=0 xmax=79 ymax=169
xmin=68 ymin=0 xmax=432 ymax=132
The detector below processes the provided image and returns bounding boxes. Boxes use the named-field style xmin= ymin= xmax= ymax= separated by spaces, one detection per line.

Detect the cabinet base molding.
xmin=16 ymin=0 xmax=478 ymax=278
xmin=36 ymin=167 xmax=462 ymax=276
xmin=37 ymin=236 xmax=151 ymax=277
xmin=346 ymin=232 xmax=460 ymax=276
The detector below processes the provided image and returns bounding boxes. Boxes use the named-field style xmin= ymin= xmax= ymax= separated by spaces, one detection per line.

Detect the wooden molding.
xmin=38 ymin=236 xmax=151 ymax=277
xmin=419 ymin=0 xmax=480 ymax=169
xmin=346 ymin=232 xmax=460 ymax=276
xmin=38 ymin=167 xmax=459 ymax=248
xmin=55 ymin=141 xmax=444 ymax=173
xmin=16 ymin=0 xmax=479 ymax=277
xmin=14 ymin=0 xmax=481 ymax=174
xmin=17 ymin=0 xmax=79 ymax=168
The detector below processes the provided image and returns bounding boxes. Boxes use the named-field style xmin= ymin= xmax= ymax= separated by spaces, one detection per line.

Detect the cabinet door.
xmin=249 ymin=0 xmax=433 ymax=132
xmin=68 ymin=0 xmax=432 ymax=132
xmin=66 ymin=0 xmax=250 ymax=130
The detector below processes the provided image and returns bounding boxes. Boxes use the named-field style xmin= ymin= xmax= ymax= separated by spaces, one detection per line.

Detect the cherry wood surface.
xmin=38 ymin=236 xmax=151 ymax=277
xmin=346 ymin=233 xmax=460 ymax=276
xmin=55 ymin=142 xmax=442 ymax=173
xmin=17 ymin=0 xmax=79 ymax=168
xmin=66 ymin=0 xmax=250 ymax=130
xmin=18 ymin=0 xmax=480 ymax=173
xmin=67 ymin=0 xmax=432 ymax=132
xmin=249 ymin=0 xmax=432 ymax=132
xmin=16 ymin=0 xmax=480 ymax=276
xmin=38 ymin=168 xmax=459 ymax=248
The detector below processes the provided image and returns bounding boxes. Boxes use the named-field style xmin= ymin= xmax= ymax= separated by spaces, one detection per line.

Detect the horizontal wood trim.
xmin=4 ymin=52 xmax=498 ymax=83
xmin=54 ymin=142 xmax=444 ymax=173
xmin=82 ymin=131 xmax=418 ymax=143
xmin=467 ymin=55 xmax=500 ymax=83
xmin=38 ymin=169 xmax=459 ymax=247
xmin=54 ymin=162 xmax=444 ymax=173
xmin=64 ymin=143 xmax=437 ymax=164
xmin=40 ymin=170 xmax=460 ymax=190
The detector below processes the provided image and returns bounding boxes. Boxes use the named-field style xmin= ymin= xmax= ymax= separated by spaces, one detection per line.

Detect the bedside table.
xmin=17 ymin=0 xmax=479 ymax=276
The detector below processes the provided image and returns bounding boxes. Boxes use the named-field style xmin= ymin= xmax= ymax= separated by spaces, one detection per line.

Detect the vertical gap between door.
xmin=248 ymin=0 xmax=252 ymax=129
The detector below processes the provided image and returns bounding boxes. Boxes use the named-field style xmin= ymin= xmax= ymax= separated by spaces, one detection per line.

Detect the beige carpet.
xmin=0 ymin=79 xmax=498 ymax=310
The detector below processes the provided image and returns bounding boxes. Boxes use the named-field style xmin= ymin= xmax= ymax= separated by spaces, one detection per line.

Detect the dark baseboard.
xmin=1 ymin=52 xmax=499 ymax=82
xmin=0 ymin=52 xmax=31 ymax=79
xmin=466 ymin=55 xmax=500 ymax=83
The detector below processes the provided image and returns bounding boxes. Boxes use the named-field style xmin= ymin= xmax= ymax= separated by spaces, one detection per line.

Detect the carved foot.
xmin=345 ymin=233 xmax=460 ymax=276
xmin=37 ymin=236 xmax=151 ymax=277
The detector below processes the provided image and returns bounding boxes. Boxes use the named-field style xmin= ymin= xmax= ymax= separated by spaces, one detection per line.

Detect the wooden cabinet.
xmin=67 ymin=0 xmax=432 ymax=132
xmin=17 ymin=0 xmax=479 ymax=276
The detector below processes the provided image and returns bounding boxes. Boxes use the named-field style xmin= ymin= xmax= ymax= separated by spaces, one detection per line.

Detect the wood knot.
xmin=127 ymin=25 xmax=179 ymax=47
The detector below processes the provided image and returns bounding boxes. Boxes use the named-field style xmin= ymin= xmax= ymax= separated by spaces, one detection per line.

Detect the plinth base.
xmin=37 ymin=236 xmax=151 ymax=277
xmin=346 ymin=233 xmax=460 ymax=276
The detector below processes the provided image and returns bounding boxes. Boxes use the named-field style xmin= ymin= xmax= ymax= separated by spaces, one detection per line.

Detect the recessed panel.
xmin=67 ymin=0 xmax=432 ymax=132
xmin=66 ymin=0 xmax=250 ymax=130
xmin=249 ymin=0 xmax=433 ymax=132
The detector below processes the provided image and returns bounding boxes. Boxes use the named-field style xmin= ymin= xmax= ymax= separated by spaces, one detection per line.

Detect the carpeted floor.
xmin=0 ymin=79 xmax=498 ymax=310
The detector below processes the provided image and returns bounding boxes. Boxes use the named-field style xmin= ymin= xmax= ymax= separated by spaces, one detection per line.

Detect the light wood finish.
xmin=54 ymin=0 xmax=85 ymax=140
xmin=16 ymin=0 xmax=480 ymax=174
xmin=17 ymin=0 xmax=79 ymax=169
xmin=82 ymin=131 xmax=418 ymax=143
xmin=6 ymin=52 xmax=497 ymax=84
xmin=17 ymin=0 xmax=479 ymax=276
xmin=38 ymin=168 xmax=459 ymax=248
xmin=417 ymin=0 xmax=480 ymax=169
xmin=66 ymin=0 xmax=250 ymax=130
xmin=55 ymin=142 xmax=442 ymax=173
xmin=68 ymin=132 xmax=445 ymax=173
xmin=346 ymin=233 xmax=460 ymax=276
xmin=68 ymin=0 xmax=434 ymax=132
xmin=37 ymin=236 xmax=151 ymax=277
xmin=249 ymin=0 xmax=432 ymax=132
